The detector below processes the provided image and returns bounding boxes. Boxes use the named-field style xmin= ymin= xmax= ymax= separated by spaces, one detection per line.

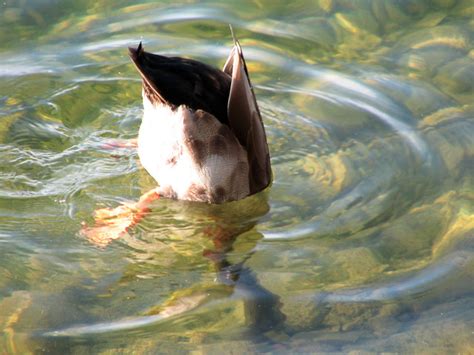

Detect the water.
xmin=1 ymin=0 xmax=473 ymax=353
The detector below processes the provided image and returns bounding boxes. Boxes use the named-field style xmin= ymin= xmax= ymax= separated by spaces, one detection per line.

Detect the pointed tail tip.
xmin=228 ymin=24 xmax=242 ymax=53
xmin=128 ymin=41 xmax=143 ymax=61
xmin=229 ymin=24 xmax=239 ymax=45
xmin=229 ymin=24 xmax=236 ymax=42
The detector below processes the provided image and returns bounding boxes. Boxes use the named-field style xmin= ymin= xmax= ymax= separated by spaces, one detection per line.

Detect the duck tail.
xmin=128 ymin=41 xmax=144 ymax=63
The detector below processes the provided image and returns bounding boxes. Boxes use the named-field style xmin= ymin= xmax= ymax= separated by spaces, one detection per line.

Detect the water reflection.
xmin=42 ymin=193 xmax=285 ymax=346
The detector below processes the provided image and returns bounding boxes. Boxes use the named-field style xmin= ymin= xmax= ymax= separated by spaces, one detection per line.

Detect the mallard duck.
xmin=128 ymin=38 xmax=271 ymax=204
xmin=83 ymin=35 xmax=271 ymax=245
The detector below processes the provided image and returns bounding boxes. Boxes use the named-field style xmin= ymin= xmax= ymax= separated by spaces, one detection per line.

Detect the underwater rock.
xmin=452 ymin=0 xmax=474 ymax=17
xmin=396 ymin=25 xmax=470 ymax=52
xmin=291 ymin=328 xmax=365 ymax=352
xmin=432 ymin=0 xmax=457 ymax=8
xmin=422 ymin=107 xmax=474 ymax=171
xmin=280 ymin=292 xmax=328 ymax=332
xmin=318 ymin=0 xmax=334 ymax=13
xmin=413 ymin=11 xmax=447 ymax=28
xmin=325 ymin=247 xmax=385 ymax=283
xmin=433 ymin=56 xmax=474 ymax=102
xmin=345 ymin=298 xmax=474 ymax=353
xmin=0 ymin=291 xmax=32 ymax=354
xmin=397 ymin=46 xmax=464 ymax=77
xmin=334 ymin=10 xmax=379 ymax=36
xmin=374 ymin=202 xmax=450 ymax=266
xmin=382 ymin=0 xmax=411 ymax=26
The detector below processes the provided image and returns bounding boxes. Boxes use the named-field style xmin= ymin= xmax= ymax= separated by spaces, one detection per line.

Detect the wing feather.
xmin=224 ymin=42 xmax=272 ymax=194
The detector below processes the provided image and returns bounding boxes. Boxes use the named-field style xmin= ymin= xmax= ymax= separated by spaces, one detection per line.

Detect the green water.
xmin=1 ymin=0 xmax=473 ymax=353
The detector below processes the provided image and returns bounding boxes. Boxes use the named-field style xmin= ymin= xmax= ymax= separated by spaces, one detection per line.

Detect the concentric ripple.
xmin=0 ymin=0 xmax=473 ymax=353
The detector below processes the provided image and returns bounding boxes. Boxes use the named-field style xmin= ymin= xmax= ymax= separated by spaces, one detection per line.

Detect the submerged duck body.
xmin=129 ymin=40 xmax=271 ymax=204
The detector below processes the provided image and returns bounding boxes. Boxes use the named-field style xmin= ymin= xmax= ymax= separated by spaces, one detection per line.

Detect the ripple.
xmin=259 ymin=58 xmax=438 ymax=240
xmin=1 ymin=3 xmax=473 ymax=352
xmin=317 ymin=251 xmax=471 ymax=303
xmin=43 ymin=314 xmax=169 ymax=337
xmin=292 ymin=66 xmax=430 ymax=157
xmin=42 ymin=292 xmax=215 ymax=337
xmin=106 ymin=6 xmax=232 ymax=34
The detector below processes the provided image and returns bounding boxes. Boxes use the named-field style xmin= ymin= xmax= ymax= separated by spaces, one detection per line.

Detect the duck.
xmin=129 ymin=36 xmax=271 ymax=204
xmin=83 ymin=33 xmax=272 ymax=245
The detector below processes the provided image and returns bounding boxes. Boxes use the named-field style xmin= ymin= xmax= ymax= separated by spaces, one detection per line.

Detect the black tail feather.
xmin=128 ymin=41 xmax=143 ymax=62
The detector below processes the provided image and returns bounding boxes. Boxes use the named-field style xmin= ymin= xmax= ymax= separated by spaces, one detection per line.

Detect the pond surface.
xmin=1 ymin=0 xmax=473 ymax=353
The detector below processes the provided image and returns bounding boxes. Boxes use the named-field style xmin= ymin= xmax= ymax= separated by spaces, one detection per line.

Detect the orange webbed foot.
xmin=81 ymin=203 xmax=139 ymax=247
xmin=81 ymin=189 xmax=161 ymax=247
xmin=101 ymin=138 xmax=138 ymax=150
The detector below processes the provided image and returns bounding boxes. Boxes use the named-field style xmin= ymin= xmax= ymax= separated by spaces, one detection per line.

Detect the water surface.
xmin=1 ymin=0 xmax=473 ymax=353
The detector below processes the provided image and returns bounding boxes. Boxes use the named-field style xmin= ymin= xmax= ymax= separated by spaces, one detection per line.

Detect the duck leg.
xmin=81 ymin=188 xmax=160 ymax=247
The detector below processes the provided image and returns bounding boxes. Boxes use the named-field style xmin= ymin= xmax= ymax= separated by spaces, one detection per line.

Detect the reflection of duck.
xmin=129 ymin=37 xmax=271 ymax=204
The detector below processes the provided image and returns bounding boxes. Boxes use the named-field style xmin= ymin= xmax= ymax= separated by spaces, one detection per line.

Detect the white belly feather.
xmin=138 ymin=98 xmax=197 ymax=198
xmin=137 ymin=94 xmax=250 ymax=203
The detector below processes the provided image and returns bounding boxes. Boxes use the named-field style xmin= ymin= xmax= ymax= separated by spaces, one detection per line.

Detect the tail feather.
xmin=128 ymin=42 xmax=231 ymax=124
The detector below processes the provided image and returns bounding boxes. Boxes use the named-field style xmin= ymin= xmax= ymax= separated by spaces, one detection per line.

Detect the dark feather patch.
xmin=211 ymin=186 xmax=227 ymax=203
xmin=186 ymin=138 xmax=206 ymax=166
xmin=209 ymin=135 xmax=228 ymax=155
xmin=129 ymin=44 xmax=232 ymax=124
xmin=143 ymin=80 xmax=166 ymax=105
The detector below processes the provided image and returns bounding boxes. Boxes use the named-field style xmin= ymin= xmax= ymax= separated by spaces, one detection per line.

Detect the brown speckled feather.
xmin=181 ymin=109 xmax=250 ymax=203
